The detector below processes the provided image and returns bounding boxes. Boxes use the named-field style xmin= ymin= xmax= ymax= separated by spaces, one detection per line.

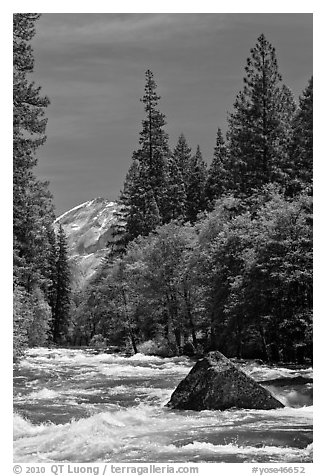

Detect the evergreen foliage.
xmin=46 ymin=226 xmax=58 ymax=316
xmin=227 ymin=34 xmax=297 ymax=196
xmin=52 ymin=225 xmax=71 ymax=344
xmin=110 ymin=162 xmax=140 ymax=255
xmin=72 ymin=189 xmax=312 ymax=362
xmin=186 ymin=145 xmax=207 ymax=223
xmin=13 ymin=286 xmax=34 ymax=360
xmin=108 ymin=204 xmax=129 ymax=257
xmin=72 ymin=35 xmax=312 ymax=362
xmin=13 ymin=14 xmax=63 ymax=357
xmin=113 ymin=70 xmax=174 ymax=246
xmin=14 ymin=13 xmax=51 ymax=286
xmin=122 ymin=160 xmax=161 ymax=241
xmin=173 ymin=133 xmax=192 ymax=183
xmin=27 ymin=289 xmax=52 ymax=347
xmin=163 ymin=157 xmax=186 ymax=222
xmin=133 ymin=69 xmax=171 ymax=215
xmin=13 ymin=29 xmax=311 ymax=364
xmin=205 ymin=128 xmax=230 ymax=210
xmin=287 ymin=77 xmax=313 ymax=196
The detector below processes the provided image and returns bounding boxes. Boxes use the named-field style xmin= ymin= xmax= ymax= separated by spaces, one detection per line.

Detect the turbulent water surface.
xmin=13 ymin=348 xmax=313 ymax=463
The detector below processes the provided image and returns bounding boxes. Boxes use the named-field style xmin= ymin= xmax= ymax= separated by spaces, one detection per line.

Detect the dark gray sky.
xmin=32 ymin=13 xmax=312 ymax=216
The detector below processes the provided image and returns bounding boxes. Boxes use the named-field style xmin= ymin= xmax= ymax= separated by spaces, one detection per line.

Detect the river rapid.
xmin=13 ymin=348 xmax=313 ymax=463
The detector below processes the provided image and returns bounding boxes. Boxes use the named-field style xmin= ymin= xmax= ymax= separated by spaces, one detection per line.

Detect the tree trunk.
xmin=174 ymin=328 xmax=181 ymax=355
xmin=259 ymin=324 xmax=270 ymax=362
xmin=210 ymin=310 xmax=219 ymax=350
xmin=184 ymin=289 xmax=198 ymax=349
xmin=165 ymin=293 xmax=181 ymax=354
xmin=121 ymin=287 xmax=138 ymax=354
xmin=129 ymin=329 xmax=138 ymax=354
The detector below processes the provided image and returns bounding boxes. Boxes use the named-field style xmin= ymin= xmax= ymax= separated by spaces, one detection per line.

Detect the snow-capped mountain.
xmin=55 ymin=197 xmax=121 ymax=289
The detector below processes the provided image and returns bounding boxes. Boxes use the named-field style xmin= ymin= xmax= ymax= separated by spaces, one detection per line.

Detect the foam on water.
xmin=28 ymin=389 xmax=59 ymax=400
xmin=13 ymin=402 xmax=313 ymax=462
xmin=13 ymin=405 xmax=313 ymax=463
xmin=14 ymin=405 xmax=311 ymax=462
xmin=153 ymin=440 xmax=313 ymax=461
xmin=14 ymin=348 xmax=313 ymax=463
xmin=128 ymin=353 xmax=165 ymax=362
xmin=245 ymin=363 xmax=313 ymax=381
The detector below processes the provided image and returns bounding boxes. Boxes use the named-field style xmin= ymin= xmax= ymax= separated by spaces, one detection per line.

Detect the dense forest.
xmin=13 ymin=14 xmax=71 ymax=359
xmin=13 ymin=15 xmax=313 ymax=363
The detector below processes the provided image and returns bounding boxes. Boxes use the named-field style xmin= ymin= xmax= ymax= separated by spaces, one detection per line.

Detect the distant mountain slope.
xmin=55 ymin=197 xmax=120 ymax=289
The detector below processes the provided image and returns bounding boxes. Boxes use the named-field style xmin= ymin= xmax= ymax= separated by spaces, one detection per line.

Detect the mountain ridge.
xmin=55 ymin=197 xmax=121 ymax=289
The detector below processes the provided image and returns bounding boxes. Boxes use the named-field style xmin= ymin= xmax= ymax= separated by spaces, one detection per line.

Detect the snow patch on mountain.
xmin=55 ymin=197 xmax=121 ymax=289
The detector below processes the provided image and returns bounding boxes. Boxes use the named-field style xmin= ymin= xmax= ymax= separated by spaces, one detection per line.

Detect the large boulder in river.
xmin=166 ymin=351 xmax=284 ymax=411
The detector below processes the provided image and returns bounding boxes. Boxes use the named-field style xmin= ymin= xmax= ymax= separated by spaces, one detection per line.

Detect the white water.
xmin=13 ymin=348 xmax=313 ymax=463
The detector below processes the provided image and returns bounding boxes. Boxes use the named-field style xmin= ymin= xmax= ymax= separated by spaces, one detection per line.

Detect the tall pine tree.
xmin=173 ymin=133 xmax=192 ymax=183
xmin=46 ymin=225 xmax=58 ymax=319
xmin=186 ymin=145 xmax=207 ymax=223
xmin=287 ymin=77 xmax=313 ymax=196
xmin=14 ymin=13 xmax=51 ymax=286
xmin=163 ymin=157 xmax=186 ymax=222
xmin=52 ymin=225 xmax=71 ymax=344
xmin=13 ymin=14 xmax=60 ymax=356
xmin=121 ymin=160 xmax=161 ymax=242
xmin=133 ymin=70 xmax=171 ymax=214
xmin=227 ymin=34 xmax=296 ymax=197
xmin=205 ymin=128 xmax=230 ymax=210
xmin=115 ymin=70 xmax=173 ymax=245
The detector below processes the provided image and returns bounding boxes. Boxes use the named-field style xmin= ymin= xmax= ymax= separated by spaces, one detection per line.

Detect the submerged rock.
xmin=166 ymin=351 xmax=284 ymax=411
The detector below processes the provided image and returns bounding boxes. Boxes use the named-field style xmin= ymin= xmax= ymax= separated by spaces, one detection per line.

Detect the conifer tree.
xmin=173 ymin=133 xmax=192 ymax=183
xmin=13 ymin=285 xmax=34 ymax=360
xmin=109 ymin=162 xmax=139 ymax=256
xmin=205 ymin=128 xmax=230 ymax=210
xmin=287 ymin=77 xmax=313 ymax=196
xmin=14 ymin=14 xmax=50 ymax=282
xmin=28 ymin=180 xmax=56 ymax=292
xmin=122 ymin=161 xmax=161 ymax=241
xmin=109 ymin=205 xmax=129 ymax=257
xmin=13 ymin=14 xmax=55 ymax=290
xmin=163 ymin=157 xmax=186 ymax=222
xmin=115 ymin=70 xmax=171 ymax=245
xmin=52 ymin=225 xmax=71 ymax=344
xmin=46 ymin=226 xmax=58 ymax=320
xmin=144 ymin=188 xmax=162 ymax=232
xmin=227 ymin=34 xmax=296 ymax=196
xmin=186 ymin=145 xmax=207 ymax=223
xmin=276 ymin=85 xmax=298 ymax=190
xmin=133 ymin=69 xmax=171 ymax=215
xmin=13 ymin=14 xmax=49 ymax=169
xmin=13 ymin=14 xmax=60 ymax=355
